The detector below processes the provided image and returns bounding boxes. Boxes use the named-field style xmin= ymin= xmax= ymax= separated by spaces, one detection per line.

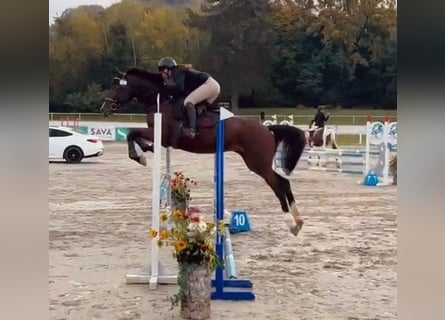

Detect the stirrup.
xmin=183 ymin=127 xmax=196 ymax=138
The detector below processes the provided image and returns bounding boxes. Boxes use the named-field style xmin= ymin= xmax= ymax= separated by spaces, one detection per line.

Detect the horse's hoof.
xmin=289 ymin=220 xmax=304 ymax=236
xmin=289 ymin=225 xmax=301 ymax=236
xmin=139 ymin=155 xmax=147 ymax=166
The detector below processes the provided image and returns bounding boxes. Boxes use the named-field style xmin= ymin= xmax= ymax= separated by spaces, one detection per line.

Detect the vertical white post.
xmin=125 ymin=93 xmax=177 ymax=288
xmin=166 ymin=147 xmax=171 ymax=209
xmin=364 ymin=121 xmax=370 ymax=177
xmin=149 ymin=112 xmax=162 ymax=289
xmin=379 ymin=120 xmax=390 ymax=186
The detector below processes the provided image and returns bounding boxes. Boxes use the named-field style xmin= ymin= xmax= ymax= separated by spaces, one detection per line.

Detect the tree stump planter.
xmin=178 ymin=263 xmax=212 ymax=320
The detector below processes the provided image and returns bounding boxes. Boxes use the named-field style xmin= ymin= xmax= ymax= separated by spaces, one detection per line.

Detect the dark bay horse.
xmin=100 ymin=68 xmax=306 ymax=236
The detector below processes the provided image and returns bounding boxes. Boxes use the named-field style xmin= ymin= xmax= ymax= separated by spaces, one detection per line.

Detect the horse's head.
xmin=100 ymin=68 xmax=164 ymax=116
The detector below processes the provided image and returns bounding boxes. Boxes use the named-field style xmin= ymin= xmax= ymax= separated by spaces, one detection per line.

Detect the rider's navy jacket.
xmin=164 ymin=68 xmax=210 ymax=98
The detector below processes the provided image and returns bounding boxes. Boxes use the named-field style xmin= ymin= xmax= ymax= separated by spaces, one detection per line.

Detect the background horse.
xmin=100 ymin=68 xmax=306 ymax=236
xmin=307 ymin=120 xmax=338 ymax=149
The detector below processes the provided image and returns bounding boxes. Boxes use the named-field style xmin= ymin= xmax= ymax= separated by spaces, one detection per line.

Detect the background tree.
xmin=49 ymin=0 xmax=396 ymax=112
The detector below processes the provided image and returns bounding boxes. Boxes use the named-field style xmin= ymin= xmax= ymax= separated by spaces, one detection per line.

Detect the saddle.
xmin=171 ymin=97 xmax=220 ymax=131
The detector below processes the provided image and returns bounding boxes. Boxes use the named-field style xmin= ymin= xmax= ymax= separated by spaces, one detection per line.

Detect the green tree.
xmin=187 ymin=0 xmax=279 ymax=110
xmin=64 ymin=82 xmax=108 ymax=112
xmin=50 ymin=7 xmax=106 ymax=104
xmin=270 ymin=0 xmax=397 ymax=107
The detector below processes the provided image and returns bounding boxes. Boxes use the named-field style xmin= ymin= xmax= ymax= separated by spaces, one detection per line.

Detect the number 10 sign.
xmin=229 ymin=210 xmax=252 ymax=234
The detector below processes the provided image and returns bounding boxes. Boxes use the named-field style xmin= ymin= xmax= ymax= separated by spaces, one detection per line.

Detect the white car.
xmin=49 ymin=126 xmax=104 ymax=163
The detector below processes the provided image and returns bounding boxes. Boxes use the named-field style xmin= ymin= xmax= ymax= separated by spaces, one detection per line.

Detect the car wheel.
xmin=64 ymin=146 xmax=83 ymax=163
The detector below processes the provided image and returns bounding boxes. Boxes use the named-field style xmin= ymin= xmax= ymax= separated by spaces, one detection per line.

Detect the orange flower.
xmin=175 ymin=240 xmax=187 ymax=252
xmin=160 ymin=213 xmax=168 ymax=222
xmin=174 ymin=209 xmax=183 ymax=219
xmin=160 ymin=229 xmax=170 ymax=240
xmin=150 ymin=228 xmax=158 ymax=239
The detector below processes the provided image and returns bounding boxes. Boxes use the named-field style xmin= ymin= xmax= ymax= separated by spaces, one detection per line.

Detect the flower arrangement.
xmin=151 ymin=208 xmax=224 ymax=307
xmin=150 ymin=172 xmax=224 ymax=310
xmin=171 ymin=171 xmax=197 ymax=204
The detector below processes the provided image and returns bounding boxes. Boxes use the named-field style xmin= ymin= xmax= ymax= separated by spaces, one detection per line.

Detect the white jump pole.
xmin=125 ymin=94 xmax=177 ymax=289
xmin=377 ymin=117 xmax=391 ymax=186
xmin=364 ymin=119 xmax=371 ymax=177
xmin=166 ymin=147 xmax=171 ymax=209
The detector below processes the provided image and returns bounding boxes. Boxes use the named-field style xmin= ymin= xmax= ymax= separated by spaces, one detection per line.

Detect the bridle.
xmin=103 ymin=97 xmax=120 ymax=112
xmin=103 ymin=78 xmax=161 ymax=113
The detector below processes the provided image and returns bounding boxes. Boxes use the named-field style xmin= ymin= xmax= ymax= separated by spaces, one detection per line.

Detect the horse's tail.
xmin=268 ymin=125 xmax=307 ymax=176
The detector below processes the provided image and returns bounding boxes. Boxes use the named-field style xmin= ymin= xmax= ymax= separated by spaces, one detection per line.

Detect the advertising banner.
xmin=115 ymin=127 xmax=130 ymax=141
xmin=75 ymin=126 xmax=89 ymax=135
xmin=88 ymin=125 xmax=116 ymax=141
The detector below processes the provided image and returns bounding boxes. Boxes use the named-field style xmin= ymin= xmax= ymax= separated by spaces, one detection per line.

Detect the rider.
xmin=307 ymin=106 xmax=330 ymax=148
xmin=313 ymin=105 xmax=330 ymax=128
xmin=157 ymin=57 xmax=221 ymax=139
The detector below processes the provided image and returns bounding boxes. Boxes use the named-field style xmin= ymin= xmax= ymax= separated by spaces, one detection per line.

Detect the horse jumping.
xmin=100 ymin=68 xmax=306 ymax=236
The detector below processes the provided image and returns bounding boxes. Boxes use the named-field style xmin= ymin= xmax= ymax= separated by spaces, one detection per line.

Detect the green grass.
xmin=336 ymin=135 xmax=365 ymax=146
xmin=49 ymin=107 xmax=397 ymax=126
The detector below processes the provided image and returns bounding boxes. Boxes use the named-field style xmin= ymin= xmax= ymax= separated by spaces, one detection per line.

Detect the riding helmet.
xmin=158 ymin=57 xmax=177 ymax=71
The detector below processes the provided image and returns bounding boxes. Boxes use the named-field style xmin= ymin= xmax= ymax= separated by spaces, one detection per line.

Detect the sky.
xmin=49 ymin=0 xmax=120 ymax=24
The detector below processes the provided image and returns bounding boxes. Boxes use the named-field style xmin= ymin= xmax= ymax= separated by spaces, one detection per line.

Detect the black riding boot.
xmin=184 ymin=102 xmax=197 ymax=138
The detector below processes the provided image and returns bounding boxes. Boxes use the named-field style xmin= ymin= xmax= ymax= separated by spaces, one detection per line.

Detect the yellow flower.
xmin=175 ymin=240 xmax=187 ymax=253
xmin=174 ymin=209 xmax=183 ymax=219
xmin=160 ymin=229 xmax=170 ymax=240
xmin=206 ymin=222 xmax=215 ymax=230
xmin=160 ymin=213 xmax=168 ymax=223
xmin=150 ymin=228 xmax=158 ymax=239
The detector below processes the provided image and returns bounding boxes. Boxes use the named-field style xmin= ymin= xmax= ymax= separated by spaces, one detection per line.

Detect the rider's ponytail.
xmin=176 ymin=64 xmax=193 ymax=70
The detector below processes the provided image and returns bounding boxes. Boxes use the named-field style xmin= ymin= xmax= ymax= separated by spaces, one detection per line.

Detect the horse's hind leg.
xmin=325 ymin=133 xmax=331 ymax=148
xmin=239 ymin=151 xmax=303 ymax=236
xmin=275 ymin=172 xmax=304 ymax=236
xmin=331 ymin=132 xmax=338 ymax=149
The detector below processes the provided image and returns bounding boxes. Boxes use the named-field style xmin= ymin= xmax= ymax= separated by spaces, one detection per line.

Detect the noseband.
xmin=105 ymin=87 xmax=160 ymax=112
xmin=104 ymin=97 xmax=119 ymax=111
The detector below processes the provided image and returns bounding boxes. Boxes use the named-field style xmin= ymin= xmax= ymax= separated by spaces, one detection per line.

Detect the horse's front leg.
xmin=127 ymin=128 xmax=154 ymax=166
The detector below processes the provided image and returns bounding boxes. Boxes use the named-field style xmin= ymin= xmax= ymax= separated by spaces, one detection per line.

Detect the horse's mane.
xmin=125 ymin=68 xmax=164 ymax=87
